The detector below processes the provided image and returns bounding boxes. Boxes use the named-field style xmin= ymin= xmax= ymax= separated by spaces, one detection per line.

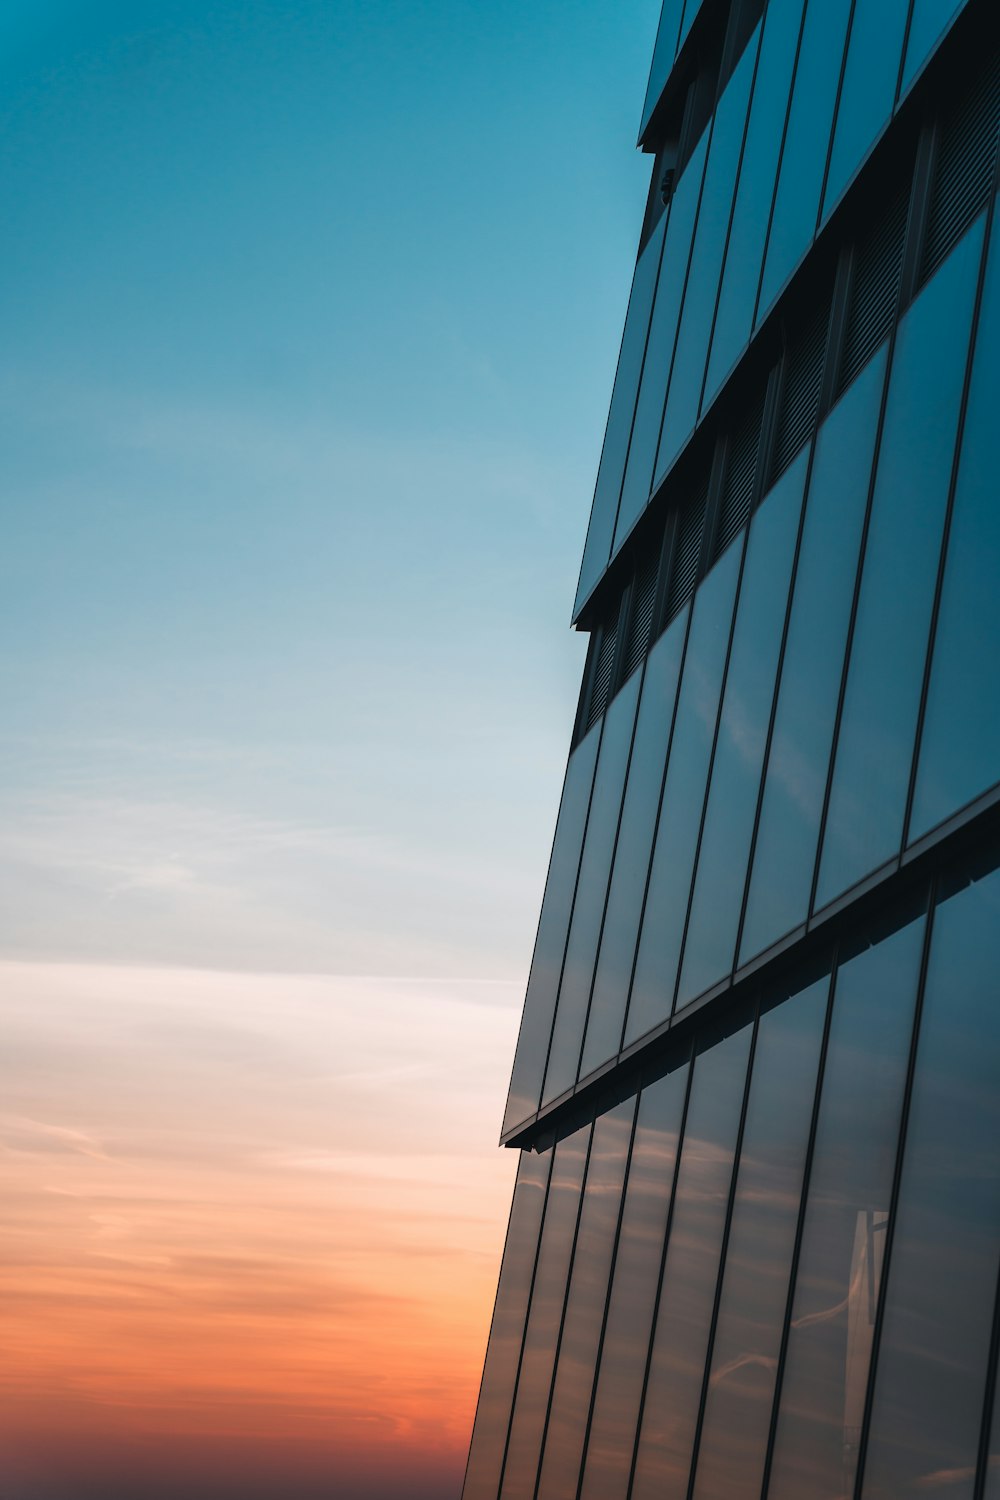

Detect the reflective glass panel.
xmin=739 ymin=348 xmax=886 ymax=965
xmin=901 ymin=0 xmax=964 ymax=92
xmin=822 ymin=0 xmax=910 ymax=217
xmin=500 ymin=1125 xmax=591 ymax=1500
xmin=582 ymin=615 xmax=687 ymax=1079
xmin=911 ymin=204 xmax=1000 ymax=840
xmin=678 ymin=449 xmax=808 ymax=1007
xmin=656 ymin=33 xmax=760 ymax=478
xmin=690 ymin=972 xmax=828 ymax=1500
xmin=626 ymin=543 xmax=742 ymax=1048
xmin=578 ymin=1065 xmax=690 ymax=1500
xmin=704 ymin=0 xmax=806 ymax=403
xmin=631 ymin=1017 xmax=754 ymax=1500
xmin=860 ymin=859 xmax=1000 ymax=1500
xmin=615 ymin=135 xmax=709 ymax=550
xmin=576 ymin=221 xmax=666 ymax=613
xmin=676 ymin=0 xmax=704 ymax=53
xmin=816 ymin=219 xmax=985 ymax=909
xmin=503 ymin=726 xmax=601 ymax=1135
xmin=463 ymin=1151 xmax=553 ymax=1500
xmin=536 ymin=1101 xmax=636 ymax=1500
xmin=767 ymin=912 xmax=925 ymax=1500
xmin=543 ymin=671 xmax=643 ymax=1107
xmin=758 ymin=0 xmax=852 ymax=318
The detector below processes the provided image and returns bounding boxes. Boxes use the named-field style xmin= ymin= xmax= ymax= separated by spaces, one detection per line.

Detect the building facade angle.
xmin=463 ymin=2 xmax=1000 ymax=1498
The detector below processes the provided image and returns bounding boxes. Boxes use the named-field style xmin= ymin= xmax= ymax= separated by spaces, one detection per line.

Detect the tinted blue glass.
xmin=463 ymin=1151 xmax=552 ymax=1500
xmin=536 ymin=1101 xmax=635 ymax=1500
xmin=503 ymin=725 xmax=601 ymax=1135
xmin=767 ymin=915 xmax=924 ymax=1500
xmin=614 ymin=135 xmax=709 ymax=551
xmin=690 ymin=974 xmax=828 ymax=1500
xmin=575 ymin=221 xmax=666 ymax=613
xmin=655 ymin=33 xmax=760 ymax=479
xmin=625 ymin=543 xmax=742 ymax=1048
xmin=912 ymin=205 xmax=1000 ymax=839
xmin=704 ymin=0 xmax=806 ymax=403
xmin=543 ymin=671 xmax=643 ymax=1107
xmin=578 ymin=1066 xmax=689 ymax=1500
xmin=816 ymin=220 xmax=985 ymax=909
xmin=640 ymin=0 xmax=687 ymax=138
xmin=676 ymin=0 xmax=705 ymax=53
xmin=758 ymin=0 xmax=852 ymax=319
xmin=860 ymin=862 xmax=1000 ymax=1500
xmin=582 ymin=615 xmax=687 ymax=1080
xmin=677 ymin=451 xmax=808 ymax=1007
xmin=822 ymin=0 xmax=910 ymax=218
xmin=630 ymin=1020 xmax=753 ymax=1500
xmin=901 ymin=0 xmax=964 ymax=92
xmin=739 ymin=348 xmax=886 ymax=965
xmin=500 ymin=1125 xmax=590 ymax=1500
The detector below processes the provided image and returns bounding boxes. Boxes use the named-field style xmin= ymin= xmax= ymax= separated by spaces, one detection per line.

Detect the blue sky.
xmin=0 ymin=0 xmax=658 ymax=981
xmin=0 ymin=5 xmax=663 ymax=1494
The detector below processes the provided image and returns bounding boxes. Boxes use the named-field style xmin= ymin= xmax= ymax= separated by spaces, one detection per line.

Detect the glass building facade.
xmin=464 ymin=2 xmax=1000 ymax=1496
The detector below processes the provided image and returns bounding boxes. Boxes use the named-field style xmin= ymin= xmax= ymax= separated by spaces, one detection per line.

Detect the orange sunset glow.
xmin=0 ymin=962 xmax=519 ymax=1499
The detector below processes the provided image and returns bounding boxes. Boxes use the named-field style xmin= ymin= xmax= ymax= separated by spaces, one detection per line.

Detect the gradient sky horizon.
xmin=0 ymin=2 xmax=659 ymax=1496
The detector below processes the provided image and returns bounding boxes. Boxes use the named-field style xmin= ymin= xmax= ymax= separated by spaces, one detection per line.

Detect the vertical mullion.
xmin=682 ymin=999 xmax=763 ymax=1500
xmin=749 ymin=0 xmax=810 ymax=331
xmin=849 ymin=876 xmax=940 ymax=1499
xmin=758 ymin=943 xmax=841 ymax=1498
xmin=973 ymin=1254 xmax=1000 ymax=1500
xmin=814 ymin=0 xmax=859 ymax=232
xmin=491 ymin=1150 xmax=559 ymax=1500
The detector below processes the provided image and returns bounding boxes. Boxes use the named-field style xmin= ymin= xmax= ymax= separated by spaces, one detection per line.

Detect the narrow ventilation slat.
xmin=623 ymin=550 xmax=660 ymax=680
xmin=585 ymin=595 xmax=622 ymax=731
xmin=771 ymin=295 xmax=828 ymax=477
xmin=921 ymin=53 xmax=1000 ymax=284
xmin=839 ymin=188 xmax=908 ymax=394
xmin=715 ymin=394 xmax=764 ymax=559
xmin=666 ymin=480 xmax=709 ymax=621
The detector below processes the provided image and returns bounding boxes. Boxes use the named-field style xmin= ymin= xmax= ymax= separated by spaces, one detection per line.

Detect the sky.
xmin=0 ymin=2 xmax=659 ymax=1496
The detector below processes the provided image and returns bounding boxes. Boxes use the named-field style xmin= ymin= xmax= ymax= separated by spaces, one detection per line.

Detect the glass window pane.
xmin=704 ymin=0 xmax=806 ymax=403
xmin=758 ymin=0 xmax=853 ymax=319
xmin=677 ymin=449 xmax=808 ymax=1007
xmin=500 ymin=1125 xmax=591 ymax=1500
xmin=690 ymin=973 xmax=829 ymax=1500
xmin=614 ymin=135 xmax=709 ymax=551
xmin=575 ymin=221 xmax=667 ymax=614
xmin=911 ymin=204 xmax=1000 ymax=840
xmin=656 ymin=32 xmax=761 ymax=479
xmin=901 ymin=0 xmax=964 ymax=92
xmin=822 ymin=0 xmax=910 ymax=218
xmin=631 ymin=1017 xmax=754 ymax=1500
xmin=543 ymin=671 xmax=644 ymax=1107
xmin=464 ymin=1150 xmax=553 ymax=1500
xmin=503 ymin=726 xmax=602 ymax=1136
xmin=739 ymin=347 xmax=886 ymax=965
xmin=767 ymin=910 xmax=925 ymax=1500
xmin=859 ymin=859 xmax=1000 ymax=1500
xmin=816 ymin=218 xmax=985 ymax=909
xmin=536 ymin=1101 xmax=636 ymax=1500
xmin=626 ymin=543 xmax=742 ymax=1048
xmin=578 ymin=1065 xmax=690 ymax=1500
xmin=582 ymin=614 xmax=688 ymax=1080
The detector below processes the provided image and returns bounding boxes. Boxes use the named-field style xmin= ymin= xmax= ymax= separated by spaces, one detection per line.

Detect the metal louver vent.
xmin=585 ymin=595 xmax=622 ymax=731
xmin=921 ymin=53 xmax=1000 ymax=285
xmin=839 ymin=189 xmax=908 ymax=394
xmin=716 ymin=394 xmax=765 ymax=559
xmin=666 ymin=481 xmax=709 ymax=621
xmin=623 ymin=550 xmax=661 ymax=681
xmin=773 ymin=297 xmax=829 ymax=476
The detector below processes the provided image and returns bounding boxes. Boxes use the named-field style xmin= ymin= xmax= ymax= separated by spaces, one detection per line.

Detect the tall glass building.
xmin=463 ymin=2 xmax=1000 ymax=1498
